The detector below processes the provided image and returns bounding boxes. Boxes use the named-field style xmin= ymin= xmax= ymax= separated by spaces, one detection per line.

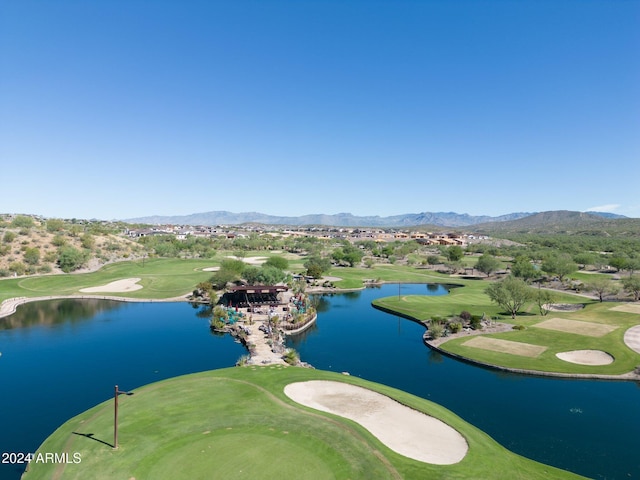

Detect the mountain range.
xmin=124 ymin=210 xmax=627 ymax=228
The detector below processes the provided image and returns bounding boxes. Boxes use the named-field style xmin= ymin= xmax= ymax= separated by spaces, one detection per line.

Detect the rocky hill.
xmin=473 ymin=211 xmax=640 ymax=236
xmin=0 ymin=215 xmax=141 ymax=277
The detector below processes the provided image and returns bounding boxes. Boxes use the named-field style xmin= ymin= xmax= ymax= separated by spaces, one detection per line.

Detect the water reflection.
xmin=0 ymin=299 xmax=122 ymax=330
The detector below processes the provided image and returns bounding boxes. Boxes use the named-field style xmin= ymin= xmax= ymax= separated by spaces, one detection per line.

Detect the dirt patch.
xmin=284 ymin=380 xmax=468 ymax=465
xmin=321 ymin=276 xmax=343 ymax=282
xmin=462 ymin=336 xmax=547 ymax=358
xmin=556 ymin=350 xmax=614 ymax=365
xmin=533 ymin=318 xmax=617 ymax=337
xmin=544 ymin=303 xmax=584 ymax=312
xmin=610 ymin=303 xmax=640 ymax=314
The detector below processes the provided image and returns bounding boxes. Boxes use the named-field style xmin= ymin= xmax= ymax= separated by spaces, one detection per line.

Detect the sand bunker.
xmin=462 ymin=336 xmax=547 ymax=358
xmin=284 ymin=380 xmax=468 ymax=465
xmin=556 ymin=350 xmax=614 ymax=365
xmin=79 ymin=278 xmax=143 ymax=293
xmin=623 ymin=325 xmax=640 ymax=354
xmin=225 ymin=255 xmax=268 ymax=265
xmin=610 ymin=303 xmax=640 ymax=314
xmin=533 ymin=318 xmax=617 ymax=337
xmin=202 ymin=266 xmax=220 ymax=272
xmin=544 ymin=303 xmax=584 ymax=312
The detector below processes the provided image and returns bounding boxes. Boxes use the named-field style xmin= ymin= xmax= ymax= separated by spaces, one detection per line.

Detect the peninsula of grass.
xmin=373 ymin=283 xmax=640 ymax=377
xmin=23 ymin=367 xmax=585 ymax=480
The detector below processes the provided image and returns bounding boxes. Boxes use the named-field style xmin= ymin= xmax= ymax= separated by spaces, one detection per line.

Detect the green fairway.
xmin=0 ymin=258 xmax=221 ymax=302
xmin=374 ymin=283 xmax=640 ymax=376
xmin=23 ymin=367 xmax=585 ymax=480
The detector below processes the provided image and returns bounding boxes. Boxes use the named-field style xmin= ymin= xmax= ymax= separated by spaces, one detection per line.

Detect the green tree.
xmin=426 ymin=255 xmax=440 ymax=266
xmin=211 ymin=259 xmax=246 ymax=289
xmin=609 ymin=255 xmax=628 ymax=273
xmin=542 ymin=254 xmax=577 ymax=281
xmin=304 ymin=256 xmax=331 ymax=279
xmin=264 ymin=256 xmax=289 ymax=270
xmin=485 ymin=276 xmax=533 ymax=319
xmin=621 ymin=275 xmax=640 ymax=301
xmin=586 ymin=277 xmax=619 ymax=302
xmin=342 ymin=244 xmax=364 ymax=267
xmin=511 ymin=256 xmax=538 ymax=281
xmin=475 ymin=254 xmax=500 ymax=277
xmin=446 ymin=245 xmax=464 ymax=262
xmin=57 ymin=246 xmax=88 ymax=272
xmin=573 ymin=252 xmax=597 ymax=270
xmin=534 ymin=288 xmax=555 ymax=316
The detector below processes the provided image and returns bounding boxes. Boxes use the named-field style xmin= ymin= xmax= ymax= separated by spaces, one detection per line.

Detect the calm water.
xmin=286 ymin=284 xmax=640 ymax=480
xmin=1 ymin=287 xmax=638 ymax=479
xmin=0 ymin=299 xmax=245 ymax=480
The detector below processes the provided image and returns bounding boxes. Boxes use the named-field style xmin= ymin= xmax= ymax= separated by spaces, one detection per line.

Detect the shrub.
xmin=9 ymin=261 xmax=26 ymax=276
xmin=428 ymin=323 xmax=444 ymax=339
xmin=3 ymin=231 xmax=16 ymax=243
xmin=51 ymin=235 xmax=67 ymax=247
xmin=512 ymin=325 xmax=526 ymax=330
xmin=236 ymin=355 xmax=250 ymax=366
xmin=449 ymin=322 xmax=462 ymax=333
xmin=469 ymin=316 xmax=482 ymax=330
xmin=460 ymin=311 xmax=471 ymax=321
xmin=11 ymin=215 xmax=34 ymax=228
xmin=283 ymin=349 xmax=300 ymax=365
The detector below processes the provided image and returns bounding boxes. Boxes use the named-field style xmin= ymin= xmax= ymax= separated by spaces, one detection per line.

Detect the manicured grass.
xmin=329 ymin=264 xmax=451 ymax=289
xmin=23 ymin=367 xmax=585 ymax=480
xmin=374 ymin=283 xmax=640 ymax=375
xmin=0 ymin=258 xmax=217 ymax=301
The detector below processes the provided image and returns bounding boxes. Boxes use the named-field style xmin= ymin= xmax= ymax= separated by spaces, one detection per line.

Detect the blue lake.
xmin=0 ymin=285 xmax=638 ymax=479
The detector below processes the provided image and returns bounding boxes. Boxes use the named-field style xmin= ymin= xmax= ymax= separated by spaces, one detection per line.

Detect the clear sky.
xmin=1 ymin=0 xmax=639 ymax=220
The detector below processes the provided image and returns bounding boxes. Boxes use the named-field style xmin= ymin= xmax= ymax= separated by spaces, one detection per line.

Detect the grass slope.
xmin=23 ymin=367 xmax=584 ymax=480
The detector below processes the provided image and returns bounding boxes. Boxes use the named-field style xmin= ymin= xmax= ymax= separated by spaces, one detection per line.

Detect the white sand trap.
xmin=284 ymin=380 xmax=468 ymax=465
xmin=623 ymin=325 xmax=640 ymax=354
xmin=610 ymin=303 xmax=640 ymax=314
xmin=79 ymin=278 xmax=143 ymax=293
xmin=462 ymin=336 xmax=547 ymax=358
xmin=225 ymin=255 xmax=268 ymax=265
xmin=202 ymin=266 xmax=220 ymax=272
xmin=556 ymin=350 xmax=614 ymax=365
xmin=533 ymin=318 xmax=617 ymax=337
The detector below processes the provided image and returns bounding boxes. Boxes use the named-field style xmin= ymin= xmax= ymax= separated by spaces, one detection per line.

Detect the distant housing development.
xmin=124 ymin=224 xmax=489 ymax=246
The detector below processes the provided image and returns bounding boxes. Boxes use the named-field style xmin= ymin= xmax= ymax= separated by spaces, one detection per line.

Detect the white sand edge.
xmin=284 ymin=380 xmax=468 ymax=465
xmin=623 ymin=325 xmax=640 ymax=354
xmin=225 ymin=255 xmax=268 ymax=265
xmin=556 ymin=350 xmax=614 ymax=365
xmin=79 ymin=278 xmax=143 ymax=293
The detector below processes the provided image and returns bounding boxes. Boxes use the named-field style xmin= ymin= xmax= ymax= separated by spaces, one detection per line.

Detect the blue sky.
xmin=1 ymin=0 xmax=639 ymax=220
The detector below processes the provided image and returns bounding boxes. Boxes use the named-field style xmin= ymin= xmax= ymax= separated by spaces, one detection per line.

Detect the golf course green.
xmin=22 ymin=366 xmax=585 ymax=480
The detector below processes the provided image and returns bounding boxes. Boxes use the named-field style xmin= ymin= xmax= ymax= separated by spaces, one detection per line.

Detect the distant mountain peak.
xmin=124 ymin=210 xmax=535 ymax=227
